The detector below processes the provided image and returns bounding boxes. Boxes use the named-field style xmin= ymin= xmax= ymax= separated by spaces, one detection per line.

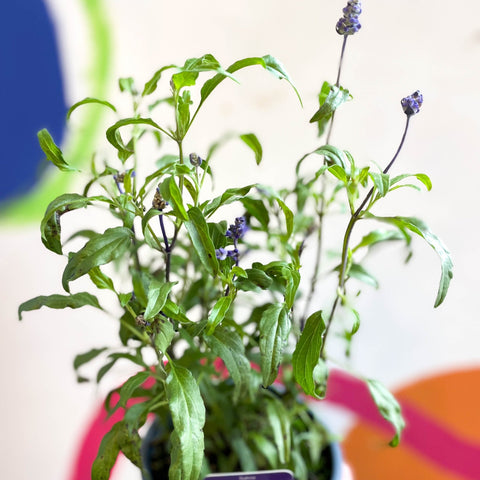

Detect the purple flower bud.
xmin=401 ymin=90 xmax=423 ymax=116
xmin=226 ymin=216 xmax=248 ymax=241
xmin=189 ymin=152 xmax=203 ymax=167
xmin=336 ymin=0 xmax=362 ymax=36
xmin=215 ymin=247 xmax=228 ymax=260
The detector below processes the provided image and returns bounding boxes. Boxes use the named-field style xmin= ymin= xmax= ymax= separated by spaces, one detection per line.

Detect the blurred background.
xmin=1 ymin=0 xmax=479 ymax=479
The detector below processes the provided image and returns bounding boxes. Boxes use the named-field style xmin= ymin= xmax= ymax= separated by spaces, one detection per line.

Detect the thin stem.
xmin=320 ymin=115 xmax=412 ymax=357
xmin=325 ymin=35 xmax=348 ymax=145
xmin=300 ymin=35 xmax=349 ymax=328
xmin=159 ymin=214 xmax=171 ymax=282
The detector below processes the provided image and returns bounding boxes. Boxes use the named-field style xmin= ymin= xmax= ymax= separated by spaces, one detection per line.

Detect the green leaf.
xmin=159 ymin=176 xmax=188 ymax=221
xmin=292 ymin=311 xmax=326 ymax=398
xmin=240 ymin=133 xmax=263 ymax=165
xmin=249 ymin=433 xmax=278 ymax=468
xmin=266 ymin=396 xmax=291 ymax=464
xmin=241 ymin=197 xmax=269 ymax=229
xmin=66 ymin=97 xmax=116 ymax=120
xmin=118 ymin=371 xmax=150 ymax=408
xmin=273 ymin=195 xmax=294 ymax=240
xmin=367 ymin=379 xmax=405 ymax=447
xmin=184 ymin=207 xmax=219 ymax=276
xmin=62 ymin=227 xmax=133 ymax=292
xmin=154 ymin=317 xmax=176 ymax=354
xmin=40 ymin=193 xmax=109 ymax=254
xmin=18 ymin=292 xmax=102 ymax=320
xmin=118 ymin=292 xmax=132 ymax=307
xmin=236 ymin=268 xmax=273 ymax=291
xmin=73 ymin=347 xmax=108 ymax=371
xmin=37 ymin=128 xmax=76 ymax=172
xmin=206 ymin=295 xmax=232 ymax=334
xmin=166 ymin=361 xmax=206 ymax=480
xmin=199 ymin=54 xmax=301 ymax=112
xmin=204 ymin=185 xmax=255 ymax=218
xmin=309 ymin=82 xmax=352 ymax=132
xmin=204 ymin=326 xmax=251 ymax=402
xmin=144 ymin=280 xmax=176 ymax=321
xmin=390 ymin=173 xmax=432 ymax=191
xmin=353 ymin=229 xmax=406 ymax=252
xmin=118 ymin=77 xmax=137 ymax=94
xmin=91 ymin=421 xmax=143 ymax=480
xmin=367 ymin=215 xmax=453 ymax=307
xmin=328 ymin=164 xmax=349 ymax=183
xmin=88 ymin=266 xmax=116 ymax=291
xmin=259 ymin=303 xmax=291 ymax=387
xmin=106 ymin=117 xmax=171 ymax=158
xmin=142 ymin=64 xmax=176 ymax=96
xmin=346 ymin=263 xmax=379 ymax=288
xmin=370 ymin=171 xmax=390 ymax=197
xmin=314 ymin=145 xmax=348 ymax=169
xmin=176 ymin=89 xmax=193 ymax=138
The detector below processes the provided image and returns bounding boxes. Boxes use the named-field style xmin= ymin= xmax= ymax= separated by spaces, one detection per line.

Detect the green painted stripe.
xmin=1 ymin=0 xmax=112 ymax=224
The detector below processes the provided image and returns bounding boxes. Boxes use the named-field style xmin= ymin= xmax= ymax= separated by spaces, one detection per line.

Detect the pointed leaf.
xmin=18 ymin=292 xmax=102 ymax=320
xmin=292 ymin=311 xmax=326 ymax=398
xmin=259 ymin=303 xmax=291 ymax=387
xmin=142 ymin=64 xmax=176 ymax=96
xmin=266 ymin=396 xmax=291 ymax=464
xmin=206 ymin=295 xmax=232 ymax=334
xmin=118 ymin=371 xmax=150 ymax=408
xmin=154 ymin=317 xmax=176 ymax=354
xmin=204 ymin=326 xmax=251 ymax=401
xmin=62 ymin=227 xmax=133 ymax=292
xmin=41 ymin=193 xmax=105 ymax=254
xmin=203 ymin=185 xmax=255 ymax=217
xmin=144 ymin=280 xmax=176 ymax=321
xmin=370 ymin=171 xmax=390 ymax=197
xmin=159 ymin=176 xmax=188 ymax=221
xmin=367 ymin=379 xmax=405 ymax=447
xmin=37 ymin=128 xmax=76 ymax=172
xmin=166 ymin=362 xmax=205 ymax=480
xmin=91 ymin=421 xmax=143 ymax=480
xmin=184 ymin=207 xmax=219 ymax=276
xmin=67 ymin=97 xmax=116 ymax=120
xmin=309 ymin=82 xmax=352 ymax=130
xmin=199 ymin=54 xmax=301 ymax=111
xmin=368 ymin=215 xmax=453 ymax=307
xmin=240 ymin=133 xmax=263 ymax=165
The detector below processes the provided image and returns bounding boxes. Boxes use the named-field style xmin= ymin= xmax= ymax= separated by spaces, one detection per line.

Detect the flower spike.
xmin=401 ymin=90 xmax=423 ymax=116
xmin=336 ymin=0 xmax=362 ymax=36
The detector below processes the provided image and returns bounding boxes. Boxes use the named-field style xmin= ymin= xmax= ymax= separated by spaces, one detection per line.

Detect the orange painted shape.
xmin=343 ymin=368 xmax=480 ymax=480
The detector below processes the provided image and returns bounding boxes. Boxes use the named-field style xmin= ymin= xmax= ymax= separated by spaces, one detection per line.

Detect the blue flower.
xmin=215 ymin=247 xmax=228 ymax=260
xmin=226 ymin=216 xmax=248 ymax=241
xmin=401 ymin=90 xmax=423 ymax=116
xmin=336 ymin=0 xmax=362 ymax=36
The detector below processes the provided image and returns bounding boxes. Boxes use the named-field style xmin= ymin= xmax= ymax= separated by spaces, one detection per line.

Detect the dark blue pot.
xmin=141 ymin=417 xmax=343 ymax=480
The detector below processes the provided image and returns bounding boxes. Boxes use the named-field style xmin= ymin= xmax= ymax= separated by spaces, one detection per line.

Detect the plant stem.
xmin=320 ymin=115 xmax=412 ymax=358
xmin=325 ymin=35 xmax=348 ymax=144
xmin=300 ymin=35 xmax=349 ymax=329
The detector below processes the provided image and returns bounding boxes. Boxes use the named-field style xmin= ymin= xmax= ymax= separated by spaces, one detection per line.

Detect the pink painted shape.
xmin=323 ymin=370 xmax=480 ymax=480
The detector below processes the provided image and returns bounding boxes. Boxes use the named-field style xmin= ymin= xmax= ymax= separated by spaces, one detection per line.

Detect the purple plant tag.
xmin=203 ymin=470 xmax=295 ymax=480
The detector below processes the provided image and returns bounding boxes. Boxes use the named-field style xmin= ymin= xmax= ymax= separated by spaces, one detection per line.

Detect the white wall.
xmin=2 ymin=1 xmax=479 ymax=478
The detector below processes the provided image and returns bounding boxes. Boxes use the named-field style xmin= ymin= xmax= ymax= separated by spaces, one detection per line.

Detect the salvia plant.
xmin=19 ymin=2 xmax=453 ymax=479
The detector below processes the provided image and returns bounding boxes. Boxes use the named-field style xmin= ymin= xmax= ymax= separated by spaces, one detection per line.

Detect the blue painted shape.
xmin=0 ymin=0 xmax=67 ymax=202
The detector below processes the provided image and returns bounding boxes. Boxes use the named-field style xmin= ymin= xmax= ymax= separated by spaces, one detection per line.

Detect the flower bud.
xmin=189 ymin=152 xmax=203 ymax=167
xmin=401 ymin=90 xmax=423 ymax=116
xmin=336 ymin=0 xmax=362 ymax=36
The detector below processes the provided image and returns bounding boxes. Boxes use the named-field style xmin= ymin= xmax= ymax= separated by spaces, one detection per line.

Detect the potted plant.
xmin=19 ymin=1 xmax=452 ymax=479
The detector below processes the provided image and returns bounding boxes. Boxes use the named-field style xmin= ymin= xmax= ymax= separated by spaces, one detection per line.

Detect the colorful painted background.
xmin=1 ymin=1 xmax=479 ymax=479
